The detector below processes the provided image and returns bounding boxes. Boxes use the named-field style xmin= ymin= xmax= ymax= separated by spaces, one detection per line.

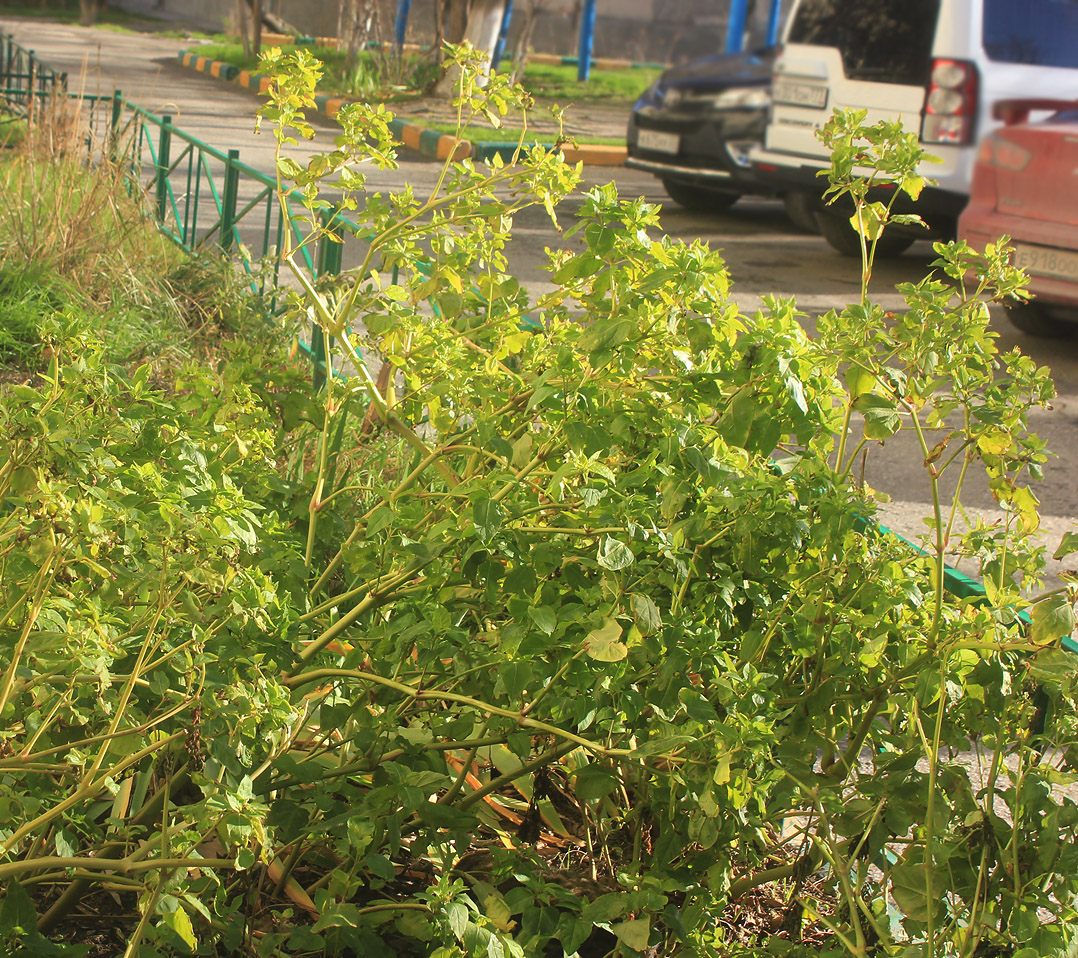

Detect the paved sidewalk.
xmin=0 ymin=17 xmax=448 ymax=192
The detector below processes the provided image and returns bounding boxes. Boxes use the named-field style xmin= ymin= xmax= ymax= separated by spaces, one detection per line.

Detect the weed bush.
xmin=1 ymin=47 xmax=1077 ymax=958
xmin=0 ymin=131 xmax=275 ymax=373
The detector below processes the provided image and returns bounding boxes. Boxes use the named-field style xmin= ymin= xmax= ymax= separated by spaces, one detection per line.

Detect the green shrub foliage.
xmin=1 ymin=47 xmax=1076 ymax=958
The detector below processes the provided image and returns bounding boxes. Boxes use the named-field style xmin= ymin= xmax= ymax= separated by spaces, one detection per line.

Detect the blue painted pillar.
xmin=492 ymin=0 xmax=514 ymax=67
xmin=765 ymin=0 xmax=783 ymax=45
xmin=724 ymin=0 xmax=750 ymax=53
xmin=577 ymin=0 xmax=597 ymax=81
xmin=395 ymin=0 xmax=411 ymax=51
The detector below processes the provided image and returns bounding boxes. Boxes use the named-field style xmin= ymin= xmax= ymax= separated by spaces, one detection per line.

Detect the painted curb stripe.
xmin=417 ymin=128 xmax=440 ymax=155
xmin=444 ymin=137 xmax=472 ymax=161
xmin=176 ymin=52 xmax=621 ymax=165
xmin=560 ymin=146 xmax=626 ymax=165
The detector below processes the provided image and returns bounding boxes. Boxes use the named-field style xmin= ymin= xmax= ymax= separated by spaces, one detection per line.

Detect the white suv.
xmin=750 ymin=0 xmax=1078 ymax=255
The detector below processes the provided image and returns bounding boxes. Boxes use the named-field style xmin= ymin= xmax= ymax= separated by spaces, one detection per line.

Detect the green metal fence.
xmin=71 ymin=87 xmax=352 ymax=385
xmin=0 ymin=32 xmax=66 ymax=118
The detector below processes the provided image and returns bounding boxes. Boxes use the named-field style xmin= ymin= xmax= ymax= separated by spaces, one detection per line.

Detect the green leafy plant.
xmin=0 ymin=48 xmax=1076 ymax=958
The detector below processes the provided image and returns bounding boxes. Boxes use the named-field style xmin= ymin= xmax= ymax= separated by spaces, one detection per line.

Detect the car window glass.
xmin=984 ymin=0 xmax=1078 ymax=69
xmin=787 ymin=0 xmax=940 ymax=85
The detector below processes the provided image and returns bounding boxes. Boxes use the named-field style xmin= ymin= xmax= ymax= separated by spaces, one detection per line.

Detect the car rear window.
xmin=984 ymin=0 xmax=1078 ymax=68
xmin=787 ymin=0 xmax=940 ymax=85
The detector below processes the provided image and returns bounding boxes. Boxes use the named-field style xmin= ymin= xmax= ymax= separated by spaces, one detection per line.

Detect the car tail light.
xmin=921 ymin=59 xmax=978 ymax=145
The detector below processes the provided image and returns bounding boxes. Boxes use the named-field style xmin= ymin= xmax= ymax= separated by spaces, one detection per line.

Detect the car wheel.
xmin=1003 ymin=301 xmax=1077 ymax=339
xmin=783 ymin=191 xmax=820 ymax=233
xmin=816 ymin=212 xmax=916 ymax=258
xmin=662 ymin=179 xmax=739 ymax=214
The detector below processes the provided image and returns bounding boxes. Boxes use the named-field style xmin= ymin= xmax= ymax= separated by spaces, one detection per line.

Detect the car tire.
xmin=662 ymin=179 xmax=740 ymax=214
xmin=783 ymin=192 xmax=820 ymax=233
xmin=816 ymin=212 xmax=916 ymax=258
xmin=1003 ymin=301 xmax=1076 ymax=339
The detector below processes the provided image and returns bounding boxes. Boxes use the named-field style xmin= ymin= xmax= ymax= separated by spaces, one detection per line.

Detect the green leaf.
xmin=630 ymin=594 xmax=661 ymax=636
xmin=574 ymin=763 xmax=620 ymax=802
xmin=446 ymin=901 xmax=469 ymax=941
xmin=54 ymin=829 xmax=77 ymax=859
xmin=499 ymin=660 xmax=532 ymax=700
xmin=611 ymin=918 xmax=651 ymax=952
xmin=1027 ymin=648 xmax=1078 ymax=686
xmin=528 ymin=606 xmax=557 ymax=635
xmin=900 ymin=174 xmax=926 ymax=201
xmin=581 ymin=891 xmax=630 ymax=924
xmin=417 ymin=801 xmax=475 ymax=830
xmin=850 ymin=201 xmax=887 ymax=241
xmin=858 ymin=634 xmax=888 ymax=668
xmin=597 ymin=536 xmax=634 ymax=571
xmin=1031 ymin=594 xmax=1076 ymax=646
xmin=844 ymin=365 xmax=875 ymax=399
xmin=853 ymin=393 xmax=901 ymax=440
xmin=473 ymin=498 xmax=505 ymax=542
xmin=162 ymin=906 xmax=197 ymax=950
xmin=585 ymin=617 xmax=627 ymax=661
xmin=1054 ymin=532 xmax=1078 ymax=560
xmin=890 ymin=863 xmax=938 ymax=922
xmin=0 ymin=880 xmax=36 ymax=934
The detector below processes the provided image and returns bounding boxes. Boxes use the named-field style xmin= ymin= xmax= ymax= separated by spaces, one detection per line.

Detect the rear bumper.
xmin=961 ymin=208 xmax=1078 ymax=309
xmin=624 ymin=154 xmax=768 ymax=194
xmin=626 ymin=107 xmax=772 ymax=195
xmin=749 ymin=146 xmax=969 ymax=227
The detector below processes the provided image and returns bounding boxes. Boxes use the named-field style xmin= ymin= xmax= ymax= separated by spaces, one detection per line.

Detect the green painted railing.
xmin=74 ymin=89 xmax=353 ymax=385
xmin=0 ymin=32 xmax=66 ymax=117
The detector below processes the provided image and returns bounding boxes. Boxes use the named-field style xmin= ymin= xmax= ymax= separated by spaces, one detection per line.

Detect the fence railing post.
xmin=26 ymin=54 xmax=35 ymax=122
xmin=155 ymin=115 xmax=172 ymax=222
xmin=109 ymin=89 xmax=123 ymax=161
xmin=312 ymin=209 xmax=344 ymax=390
xmin=220 ymin=148 xmax=241 ymax=252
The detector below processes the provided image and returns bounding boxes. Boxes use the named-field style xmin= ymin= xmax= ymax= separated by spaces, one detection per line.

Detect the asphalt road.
xmin=7 ymin=16 xmax=1077 ymax=593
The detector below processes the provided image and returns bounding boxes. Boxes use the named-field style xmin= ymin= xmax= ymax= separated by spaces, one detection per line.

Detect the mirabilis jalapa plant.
xmin=0 ymin=43 xmax=1076 ymax=958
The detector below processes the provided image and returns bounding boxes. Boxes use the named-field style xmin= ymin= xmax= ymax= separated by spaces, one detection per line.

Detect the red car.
xmin=959 ymin=99 xmax=1078 ymax=337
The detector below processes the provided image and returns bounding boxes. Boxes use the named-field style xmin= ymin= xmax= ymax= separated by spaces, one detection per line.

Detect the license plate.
xmin=772 ymin=79 xmax=828 ymax=109
xmin=637 ymin=129 xmax=679 ymax=154
xmin=1013 ymin=243 xmax=1078 ymax=281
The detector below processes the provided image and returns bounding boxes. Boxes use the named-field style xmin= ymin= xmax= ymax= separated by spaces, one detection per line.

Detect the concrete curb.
xmin=177 ymin=50 xmax=627 ymax=167
xmin=255 ymin=34 xmax=666 ymax=72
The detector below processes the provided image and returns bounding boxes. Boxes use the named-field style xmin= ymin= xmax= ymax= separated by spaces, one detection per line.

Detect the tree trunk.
xmin=252 ymin=0 xmax=263 ymax=56
xmin=433 ymin=0 xmax=445 ymax=64
xmin=509 ymin=0 xmax=548 ymax=85
xmin=433 ymin=0 xmax=506 ymax=96
xmin=338 ymin=0 xmax=379 ymax=72
xmin=236 ymin=0 xmax=251 ymax=59
xmin=78 ymin=0 xmax=106 ymax=25
xmin=445 ymin=0 xmax=470 ymax=45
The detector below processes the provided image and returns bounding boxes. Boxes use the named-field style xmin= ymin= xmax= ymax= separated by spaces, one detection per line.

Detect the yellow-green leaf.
xmin=611 ymin=918 xmax=651 ymax=952
xmin=585 ymin=617 xmax=627 ymax=662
